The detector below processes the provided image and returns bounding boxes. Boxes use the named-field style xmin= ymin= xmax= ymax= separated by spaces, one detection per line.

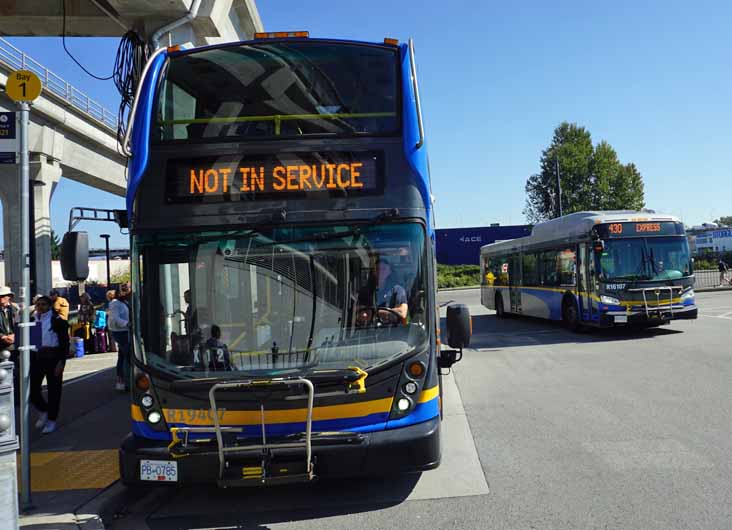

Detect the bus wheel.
xmin=495 ymin=294 xmax=506 ymax=318
xmin=562 ymin=297 xmax=580 ymax=331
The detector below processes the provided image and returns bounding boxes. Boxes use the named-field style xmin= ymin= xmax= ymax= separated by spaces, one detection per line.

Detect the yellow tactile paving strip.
xmin=17 ymin=450 xmax=120 ymax=492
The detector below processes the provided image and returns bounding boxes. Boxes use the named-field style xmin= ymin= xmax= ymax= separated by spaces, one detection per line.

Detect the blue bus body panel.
xmin=127 ymin=51 xmax=168 ymax=217
xmin=398 ymin=43 xmax=432 ymax=236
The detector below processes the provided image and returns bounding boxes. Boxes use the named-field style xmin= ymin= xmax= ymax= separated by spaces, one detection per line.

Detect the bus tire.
xmin=562 ymin=296 xmax=580 ymax=331
xmin=495 ymin=294 xmax=506 ymax=318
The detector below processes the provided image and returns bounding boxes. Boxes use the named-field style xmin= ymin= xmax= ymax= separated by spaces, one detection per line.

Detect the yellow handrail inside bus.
xmin=158 ymin=112 xmax=396 ymax=136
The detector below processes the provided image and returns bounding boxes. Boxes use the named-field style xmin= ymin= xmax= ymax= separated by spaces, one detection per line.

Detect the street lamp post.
xmin=100 ymin=234 xmax=111 ymax=288
xmin=555 ymin=155 xmax=563 ymax=218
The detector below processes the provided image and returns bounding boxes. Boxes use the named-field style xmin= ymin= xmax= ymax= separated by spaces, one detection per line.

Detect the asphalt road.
xmin=90 ymin=290 xmax=732 ymax=529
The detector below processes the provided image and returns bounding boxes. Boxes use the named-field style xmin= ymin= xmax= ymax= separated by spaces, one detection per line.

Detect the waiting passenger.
xmin=205 ymin=325 xmax=231 ymax=371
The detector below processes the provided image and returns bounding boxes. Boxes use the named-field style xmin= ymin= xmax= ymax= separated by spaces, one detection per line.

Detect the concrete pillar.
xmin=0 ymin=165 xmax=21 ymax=295
xmin=0 ymin=155 xmax=60 ymax=296
xmin=30 ymin=155 xmax=61 ymax=295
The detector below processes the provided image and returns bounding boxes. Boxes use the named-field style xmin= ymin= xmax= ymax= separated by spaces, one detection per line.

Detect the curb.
xmin=695 ymin=286 xmax=732 ymax=293
xmin=72 ymin=480 xmax=128 ymax=529
xmin=438 ymin=286 xmax=480 ymax=292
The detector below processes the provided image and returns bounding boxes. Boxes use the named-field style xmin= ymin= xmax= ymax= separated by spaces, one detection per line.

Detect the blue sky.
xmin=3 ymin=0 xmax=731 ymax=248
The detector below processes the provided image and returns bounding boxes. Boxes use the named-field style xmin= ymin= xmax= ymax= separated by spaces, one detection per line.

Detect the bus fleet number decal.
xmin=166 ymin=409 xmax=226 ymax=423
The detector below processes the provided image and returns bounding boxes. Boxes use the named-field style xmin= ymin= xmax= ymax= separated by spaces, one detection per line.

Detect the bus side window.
xmin=540 ymin=250 xmax=559 ymax=287
xmin=522 ymin=253 xmax=538 ymax=286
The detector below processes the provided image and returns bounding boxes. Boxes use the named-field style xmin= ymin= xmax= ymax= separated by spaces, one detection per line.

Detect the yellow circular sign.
xmin=5 ymin=70 xmax=42 ymax=102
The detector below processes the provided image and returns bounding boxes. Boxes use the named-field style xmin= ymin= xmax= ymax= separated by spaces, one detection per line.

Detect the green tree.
xmin=111 ymin=267 xmax=131 ymax=285
xmin=51 ymin=230 xmax=61 ymax=260
xmin=524 ymin=122 xmax=645 ymax=222
xmin=714 ymin=216 xmax=732 ymax=227
xmin=610 ymin=162 xmax=645 ymax=211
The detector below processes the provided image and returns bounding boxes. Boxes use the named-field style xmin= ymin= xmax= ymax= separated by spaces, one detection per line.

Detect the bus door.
xmin=578 ymin=244 xmax=593 ymax=322
xmin=508 ymin=254 xmax=522 ymax=313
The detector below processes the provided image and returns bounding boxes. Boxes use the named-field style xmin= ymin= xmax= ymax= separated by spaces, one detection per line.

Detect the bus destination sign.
xmin=166 ymin=151 xmax=381 ymax=202
xmin=596 ymin=221 xmax=684 ymax=238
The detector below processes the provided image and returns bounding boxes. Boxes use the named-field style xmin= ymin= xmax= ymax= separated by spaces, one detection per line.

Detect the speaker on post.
xmin=60 ymin=232 xmax=89 ymax=281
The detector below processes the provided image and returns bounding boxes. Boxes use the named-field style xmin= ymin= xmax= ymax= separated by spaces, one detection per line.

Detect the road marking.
xmin=699 ymin=313 xmax=732 ymax=320
xmin=18 ymin=449 xmax=119 ymax=492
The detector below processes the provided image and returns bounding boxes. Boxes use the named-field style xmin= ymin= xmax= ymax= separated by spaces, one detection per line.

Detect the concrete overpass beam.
xmin=0 ymin=166 xmax=21 ymax=295
xmin=0 ymin=156 xmax=61 ymax=296
xmin=30 ymin=155 xmax=62 ymax=295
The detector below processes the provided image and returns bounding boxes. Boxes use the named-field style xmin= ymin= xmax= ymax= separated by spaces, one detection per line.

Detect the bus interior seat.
xmin=170 ymin=332 xmax=192 ymax=364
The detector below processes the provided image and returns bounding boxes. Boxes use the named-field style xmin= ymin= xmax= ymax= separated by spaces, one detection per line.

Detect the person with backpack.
xmin=720 ymin=258 xmax=730 ymax=286
xmin=93 ymin=305 xmax=108 ymax=353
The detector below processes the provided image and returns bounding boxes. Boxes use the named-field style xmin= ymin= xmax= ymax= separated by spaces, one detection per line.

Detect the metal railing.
xmin=0 ymin=37 xmax=118 ymax=131
xmin=694 ymin=270 xmax=731 ymax=289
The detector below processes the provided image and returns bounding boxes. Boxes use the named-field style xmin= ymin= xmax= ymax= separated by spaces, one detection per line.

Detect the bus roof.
xmin=480 ymin=211 xmax=682 ymax=255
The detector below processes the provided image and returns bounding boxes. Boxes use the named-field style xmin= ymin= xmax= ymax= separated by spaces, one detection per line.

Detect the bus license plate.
xmin=140 ymin=460 xmax=178 ymax=482
xmin=615 ymin=315 xmax=628 ymax=323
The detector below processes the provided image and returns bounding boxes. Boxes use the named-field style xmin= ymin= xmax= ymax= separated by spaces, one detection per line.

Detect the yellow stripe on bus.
xmin=131 ymin=385 xmax=439 ymax=425
xmin=488 ymin=285 xmax=684 ymax=306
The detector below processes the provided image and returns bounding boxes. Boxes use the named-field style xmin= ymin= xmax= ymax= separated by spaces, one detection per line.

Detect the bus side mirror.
xmin=446 ymin=304 xmax=471 ymax=349
xmin=439 ymin=304 xmax=471 ymax=370
xmin=60 ymin=231 xmax=89 ymax=281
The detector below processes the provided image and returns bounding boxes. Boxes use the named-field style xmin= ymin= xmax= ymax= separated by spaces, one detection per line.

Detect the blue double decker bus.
xmin=106 ymin=32 xmax=470 ymax=486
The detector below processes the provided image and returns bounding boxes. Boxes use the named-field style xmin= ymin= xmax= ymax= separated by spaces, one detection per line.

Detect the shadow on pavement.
xmin=106 ymin=473 xmax=421 ymax=529
xmin=460 ymin=314 xmax=683 ymax=350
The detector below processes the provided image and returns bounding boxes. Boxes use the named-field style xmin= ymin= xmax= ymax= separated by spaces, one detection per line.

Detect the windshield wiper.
xmin=307 ymin=367 xmax=368 ymax=393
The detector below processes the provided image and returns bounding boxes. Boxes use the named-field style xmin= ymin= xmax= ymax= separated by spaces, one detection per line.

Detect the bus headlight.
xmin=403 ymin=381 xmax=418 ymax=395
xmin=147 ymin=411 xmax=162 ymax=424
xmin=396 ymin=398 xmax=412 ymax=412
xmin=681 ymin=289 xmax=694 ymax=300
xmin=141 ymin=395 xmax=154 ymax=409
xmin=600 ymin=295 xmax=620 ymax=305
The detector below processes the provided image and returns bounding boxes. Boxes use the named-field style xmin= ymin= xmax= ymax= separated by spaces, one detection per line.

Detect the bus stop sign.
xmin=5 ymin=70 xmax=42 ymax=102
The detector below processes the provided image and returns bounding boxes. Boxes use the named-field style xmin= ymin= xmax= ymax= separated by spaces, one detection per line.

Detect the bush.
xmin=437 ymin=264 xmax=481 ymax=289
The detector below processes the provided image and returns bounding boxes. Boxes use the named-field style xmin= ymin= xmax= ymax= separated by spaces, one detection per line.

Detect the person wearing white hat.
xmin=0 ymin=286 xmax=16 ymax=350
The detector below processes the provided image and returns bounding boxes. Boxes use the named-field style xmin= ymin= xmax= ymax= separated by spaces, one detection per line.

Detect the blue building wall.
xmin=436 ymin=225 xmax=531 ymax=265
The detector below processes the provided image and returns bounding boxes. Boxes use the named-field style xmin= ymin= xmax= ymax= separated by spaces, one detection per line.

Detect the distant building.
xmin=436 ymin=224 xmax=531 ymax=265
xmin=695 ymin=228 xmax=732 ymax=254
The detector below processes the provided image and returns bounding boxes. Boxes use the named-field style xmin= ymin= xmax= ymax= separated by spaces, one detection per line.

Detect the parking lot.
xmin=20 ymin=289 xmax=732 ymax=530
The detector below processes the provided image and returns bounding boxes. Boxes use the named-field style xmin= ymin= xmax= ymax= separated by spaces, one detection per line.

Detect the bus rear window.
xmin=155 ymin=41 xmax=399 ymax=141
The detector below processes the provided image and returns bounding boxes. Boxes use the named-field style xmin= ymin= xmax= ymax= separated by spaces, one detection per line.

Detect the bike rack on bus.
xmin=628 ymin=286 xmax=679 ymax=317
xmin=207 ymin=377 xmax=315 ymax=486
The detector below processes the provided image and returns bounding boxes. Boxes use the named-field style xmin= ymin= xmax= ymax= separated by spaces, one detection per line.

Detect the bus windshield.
xmin=133 ymin=222 xmax=428 ymax=379
xmin=597 ymin=236 xmax=693 ymax=282
xmin=156 ymin=41 xmax=399 ymax=141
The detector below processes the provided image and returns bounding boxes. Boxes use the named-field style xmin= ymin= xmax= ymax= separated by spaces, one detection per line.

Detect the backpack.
xmin=93 ymin=309 xmax=107 ymax=329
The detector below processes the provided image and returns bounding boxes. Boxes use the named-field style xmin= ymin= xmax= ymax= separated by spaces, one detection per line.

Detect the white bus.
xmin=480 ymin=211 xmax=697 ymax=330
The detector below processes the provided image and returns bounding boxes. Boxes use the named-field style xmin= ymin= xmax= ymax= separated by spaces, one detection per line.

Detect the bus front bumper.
xmin=119 ymin=416 xmax=441 ymax=486
xmin=599 ymin=304 xmax=698 ymax=326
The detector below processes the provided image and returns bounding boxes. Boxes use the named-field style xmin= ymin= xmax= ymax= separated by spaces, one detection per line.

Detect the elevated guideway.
xmin=0 ymin=37 xmax=126 ymax=296
xmin=0 ymin=0 xmax=263 ymax=295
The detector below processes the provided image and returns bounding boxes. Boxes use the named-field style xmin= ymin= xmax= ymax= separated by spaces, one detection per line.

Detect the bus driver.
xmin=357 ymin=257 xmax=408 ymax=325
